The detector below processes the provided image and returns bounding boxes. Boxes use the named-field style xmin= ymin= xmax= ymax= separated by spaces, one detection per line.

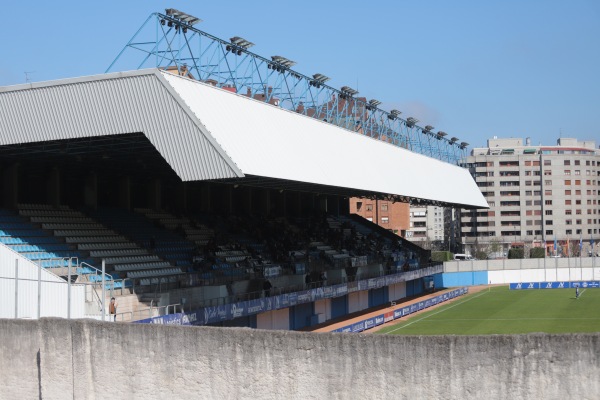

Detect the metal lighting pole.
xmin=101 ymin=259 xmax=106 ymax=322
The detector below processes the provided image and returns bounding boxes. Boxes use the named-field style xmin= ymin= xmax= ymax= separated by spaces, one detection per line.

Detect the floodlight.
xmin=437 ymin=131 xmax=448 ymax=139
xmin=450 ymin=137 xmax=459 ymax=143
xmin=312 ymin=73 xmax=330 ymax=83
xmin=406 ymin=117 xmax=419 ymax=127
xmin=230 ymin=36 xmax=255 ymax=50
xmin=165 ymin=8 xmax=202 ymax=25
xmin=341 ymin=86 xmax=358 ymax=95
xmin=423 ymin=125 xmax=434 ymax=132
xmin=460 ymin=142 xmax=469 ymax=149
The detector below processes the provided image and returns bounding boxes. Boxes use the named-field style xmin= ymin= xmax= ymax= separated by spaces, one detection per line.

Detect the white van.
xmin=454 ymin=254 xmax=474 ymax=261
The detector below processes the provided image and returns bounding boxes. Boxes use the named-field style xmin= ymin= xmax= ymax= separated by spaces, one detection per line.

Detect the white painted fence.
xmin=0 ymin=243 xmax=86 ymax=319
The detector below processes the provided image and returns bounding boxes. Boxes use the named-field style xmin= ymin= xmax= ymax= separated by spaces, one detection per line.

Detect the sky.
xmin=1 ymin=0 xmax=599 ymax=150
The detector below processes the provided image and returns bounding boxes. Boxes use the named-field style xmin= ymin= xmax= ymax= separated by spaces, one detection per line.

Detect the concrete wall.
xmin=1 ymin=318 xmax=598 ymax=400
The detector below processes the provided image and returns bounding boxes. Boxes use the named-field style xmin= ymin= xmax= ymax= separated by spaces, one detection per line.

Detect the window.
xmin=566 ymin=220 xmax=572 ymax=225
xmin=575 ymin=180 xmax=581 ymax=185
xmin=566 ymin=229 xmax=572 ymax=235
xmin=381 ymin=204 xmax=388 ymax=211
xmin=525 ymin=191 xmax=532 ymax=196
xmin=576 ymin=209 xmax=582 ymax=215
xmin=576 ymin=190 xmax=581 ymax=195
xmin=366 ymin=204 xmax=373 ymax=211
xmin=546 ymin=220 xmax=553 ymax=226
xmin=381 ymin=217 xmax=389 ymax=224
xmin=566 ymin=200 xmax=572 ymax=205
xmin=525 ymin=171 xmax=532 ymax=176
xmin=546 ymin=230 xmax=553 ymax=235
xmin=575 ymin=160 xmax=580 ymax=166
xmin=545 ymin=210 xmax=553 ymax=215
xmin=565 ymin=190 xmax=571 ymax=195
xmin=544 ymin=160 xmax=551 ymax=166
xmin=545 ymin=180 xmax=552 ymax=185
xmin=575 ymin=170 xmax=581 ymax=175
xmin=356 ymin=202 xmax=363 ymax=211
xmin=576 ymin=219 xmax=582 ymax=225
xmin=565 ymin=210 xmax=572 ymax=215
xmin=564 ymin=170 xmax=571 ymax=175
xmin=526 ymin=200 xmax=532 ymax=206
xmin=544 ymin=170 xmax=552 ymax=175
xmin=564 ymin=160 xmax=571 ymax=166
xmin=545 ymin=200 xmax=552 ymax=205
xmin=545 ymin=190 xmax=552 ymax=195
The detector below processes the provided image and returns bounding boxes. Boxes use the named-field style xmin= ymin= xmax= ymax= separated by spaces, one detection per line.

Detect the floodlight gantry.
xmin=107 ymin=8 xmax=467 ymax=165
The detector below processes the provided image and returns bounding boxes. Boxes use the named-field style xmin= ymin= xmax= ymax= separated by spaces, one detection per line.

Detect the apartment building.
xmin=461 ymin=137 xmax=600 ymax=258
xmin=405 ymin=205 xmax=446 ymax=249
xmin=349 ymin=199 xmax=409 ymax=236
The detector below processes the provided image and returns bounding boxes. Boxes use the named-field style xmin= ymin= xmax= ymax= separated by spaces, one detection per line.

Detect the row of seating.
xmin=89 ymin=248 xmax=149 ymax=258
xmin=19 ymin=209 xmax=84 ymax=217
xmin=18 ymin=203 xmax=71 ymax=210
xmin=41 ymin=223 xmax=104 ymax=230
xmin=66 ymin=235 xmax=127 ymax=243
xmin=8 ymin=243 xmax=72 ymax=252
xmin=104 ymin=255 xmax=161 ymax=265
xmin=78 ymin=242 xmax=138 ymax=250
xmin=127 ymin=267 xmax=184 ymax=279
xmin=114 ymin=261 xmax=171 ymax=272
xmin=0 ymin=226 xmax=51 ymax=234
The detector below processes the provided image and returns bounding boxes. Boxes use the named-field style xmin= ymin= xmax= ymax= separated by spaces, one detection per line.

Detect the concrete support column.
xmin=46 ymin=167 xmax=61 ymax=208
xmin=176 ymin=182 xmax=188 ymax=213
xmin=225 ymin=185 xmax=233 ymax=215
xmin=83 ymin=173 xmax=98 ymax=210
xmin=242 ymin=186 xmax=252 ymax=215
xmin=118 ymin=176 xmax=131 ymax=210
xmin=148 ymin=179 xmax=162 ymax=210
xmin=3 ymin=163 xmax=19 ymax=209
xmin=261 ymin=188 xmax=271 ymax=216
xmin=200 ymin=183 xmax=211 ymax=213
xmin=318 ymin=195 xmax=327 ymax=213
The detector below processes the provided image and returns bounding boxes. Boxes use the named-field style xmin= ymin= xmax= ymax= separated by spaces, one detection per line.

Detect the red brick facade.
xmin=349 ymin=198 xmax=410 ymax=237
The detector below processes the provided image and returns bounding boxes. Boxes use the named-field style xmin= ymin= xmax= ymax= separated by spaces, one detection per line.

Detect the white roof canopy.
xmin=0 ymin=69 xmax=488 ymax=209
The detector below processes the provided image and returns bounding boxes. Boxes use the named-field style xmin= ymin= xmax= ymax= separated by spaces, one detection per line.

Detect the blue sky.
xmin=1 ymin=0 xmax=599 ymax=149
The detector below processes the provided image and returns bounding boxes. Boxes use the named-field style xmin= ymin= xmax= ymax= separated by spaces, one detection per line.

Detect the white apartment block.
xmin=407 ymin=205 xmax=445 ymax=249
xmin=460 ymin=137 xmax=600 ymax=258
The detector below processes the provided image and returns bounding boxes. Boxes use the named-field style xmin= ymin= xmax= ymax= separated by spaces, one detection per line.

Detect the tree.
xmin=508 ymin=248 xmax=524 ymax=259
xmin=529 ymin=247 xmax=545 ymax=258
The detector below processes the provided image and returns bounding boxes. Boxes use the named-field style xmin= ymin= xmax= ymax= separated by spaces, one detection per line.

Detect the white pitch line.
xmin=577 ymin=288 xmax=587 ymax=298
xmin=411 ymin=317 xmax=600 ymax=322
xmin=383 ymin=290 xmax=490 ymax=335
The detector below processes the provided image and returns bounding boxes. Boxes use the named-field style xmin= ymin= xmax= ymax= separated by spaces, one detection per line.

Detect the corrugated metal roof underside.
xmin=0 ymin=73 xmax=240 ymax=181
xmin=161 ymin=71 xmax=488 ymax=209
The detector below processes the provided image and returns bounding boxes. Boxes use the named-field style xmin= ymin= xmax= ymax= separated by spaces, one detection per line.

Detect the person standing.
xmin=109 ymin=297 xmax=118 ymax=321
xmin=263 ymin=279 xmax=272 ymax=298
xmin=575 ymin=286 xmax=579 ymax=299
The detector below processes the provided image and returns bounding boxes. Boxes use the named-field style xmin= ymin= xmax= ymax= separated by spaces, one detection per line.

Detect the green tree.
xmin=529 ymin=247 xmax=545 ymax=258
xmin=508 ymin=248 xmax=524 ymax=259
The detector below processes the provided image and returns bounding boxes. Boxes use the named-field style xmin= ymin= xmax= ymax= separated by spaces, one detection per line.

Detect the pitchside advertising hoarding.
xmin=330 ymin=287 xmax=468 ymax=334
xmin=509 ymin=281 xmax=600 ymax=290
xmin=135 ymin=266 xmax=444 ymax=326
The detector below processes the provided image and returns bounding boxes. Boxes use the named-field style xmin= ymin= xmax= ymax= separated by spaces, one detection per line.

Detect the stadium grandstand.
xmin=0 ymin=9 xmax=487 ymax=329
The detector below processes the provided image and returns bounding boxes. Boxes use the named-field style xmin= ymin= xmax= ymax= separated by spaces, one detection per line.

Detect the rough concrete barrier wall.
xmin=1 ymin=318 xmax=599 ymax=400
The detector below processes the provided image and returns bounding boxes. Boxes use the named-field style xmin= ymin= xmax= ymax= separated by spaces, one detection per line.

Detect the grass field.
xmin=377 ymin=286 xmax=600 ymax=335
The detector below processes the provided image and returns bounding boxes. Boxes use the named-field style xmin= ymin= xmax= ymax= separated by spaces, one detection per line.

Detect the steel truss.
xmin=107 ymin=10 xmax=468 ymax=164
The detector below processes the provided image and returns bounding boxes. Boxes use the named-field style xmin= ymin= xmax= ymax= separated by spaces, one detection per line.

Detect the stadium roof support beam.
xmin=106 ymin=9 xmax=467 ymax=165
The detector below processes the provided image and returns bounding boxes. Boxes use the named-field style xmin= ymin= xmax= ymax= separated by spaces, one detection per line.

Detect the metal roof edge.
xmin=0 ymin=69 xmax=159 ymax=93
xmin=152 ymin=70 xmax=245 ymax=178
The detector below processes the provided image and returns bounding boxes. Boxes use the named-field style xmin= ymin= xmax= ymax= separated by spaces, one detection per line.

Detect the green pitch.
xmin=378 ymin=286 xmax=600 ymax=335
